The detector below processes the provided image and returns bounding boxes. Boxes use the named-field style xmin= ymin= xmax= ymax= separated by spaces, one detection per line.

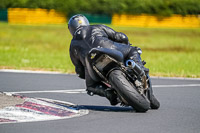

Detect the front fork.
xmin=146 ymin=74 xmax=153 ymax=102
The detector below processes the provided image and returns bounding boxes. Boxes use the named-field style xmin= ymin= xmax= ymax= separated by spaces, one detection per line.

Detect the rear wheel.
xmin=108 ymin=70 xmax=150 ymax=112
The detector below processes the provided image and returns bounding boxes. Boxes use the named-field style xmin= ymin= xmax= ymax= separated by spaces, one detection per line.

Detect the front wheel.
xmin=146 ymin=74 xmax=160 ymax=109
xmin=150 ymin=95 xmax=160 ymax=109
xmin=108 ymin=70 xmax=150 ymax=112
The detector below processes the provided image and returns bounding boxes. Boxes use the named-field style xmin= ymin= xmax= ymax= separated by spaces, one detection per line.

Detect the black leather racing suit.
xmin=69 ymin=25 xmax=143 ymax=90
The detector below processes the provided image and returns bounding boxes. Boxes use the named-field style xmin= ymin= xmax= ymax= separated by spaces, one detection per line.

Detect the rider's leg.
xmin=87 ymin=83 xmax=119 ymax=106
xmin=85 ymin=68 xmax=119 ymax=105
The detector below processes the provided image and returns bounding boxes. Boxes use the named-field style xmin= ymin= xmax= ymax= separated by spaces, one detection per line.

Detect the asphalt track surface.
xmin=0 ymin=71 xmax=200 ymax=133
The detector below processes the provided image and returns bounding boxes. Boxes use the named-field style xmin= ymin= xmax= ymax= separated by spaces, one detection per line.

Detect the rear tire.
xmin=108 ymin=70 xmax=150 ymax=112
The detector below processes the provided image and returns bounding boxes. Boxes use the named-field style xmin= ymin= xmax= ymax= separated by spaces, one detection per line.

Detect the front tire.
xmin=146 ymin=74 xmax=160 ymax=109
xmin=150 ymin=95 xmax=160 ymax=109
xmin=108 ymin=70 xmax=150 ymax=112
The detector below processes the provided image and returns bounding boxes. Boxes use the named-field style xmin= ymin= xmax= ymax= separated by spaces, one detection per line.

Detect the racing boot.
xmin=87 ymin=84 xmax=119 ymax=105
xmin=105 ymin=89 xmax=119 ymax=105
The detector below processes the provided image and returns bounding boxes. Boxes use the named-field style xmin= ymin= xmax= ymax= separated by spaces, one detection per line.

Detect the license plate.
xmin=95 ymin=55 xmax=112 ymax=71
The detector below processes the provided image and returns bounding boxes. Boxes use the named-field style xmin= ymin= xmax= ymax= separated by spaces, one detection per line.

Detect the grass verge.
xmin=0 ymin=22 xmax=200 ymax=77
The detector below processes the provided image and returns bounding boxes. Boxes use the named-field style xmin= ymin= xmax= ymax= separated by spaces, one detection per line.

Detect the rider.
xmin=68 ymin=14 xmax=146 ymax=105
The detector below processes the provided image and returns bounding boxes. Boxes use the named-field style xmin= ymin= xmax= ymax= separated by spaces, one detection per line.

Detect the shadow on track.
xmin=75 ymin=105 xmax=134 ymax=112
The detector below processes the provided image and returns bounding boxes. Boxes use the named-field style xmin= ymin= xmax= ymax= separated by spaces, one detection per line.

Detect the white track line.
xmin=1 ymin=69 xmax=200 ymax=80
xmin=151 ymin=76 xmax=200 ymax=80
xmin=153 ymin=84 xmax=200 ymax=88
xmin=5 ymin=84 xmax=200 ymax=94
xmin=6 ymin=89 xmax=86 ymax=94
xmin=0 ymin=69 xmax=69 ymax=75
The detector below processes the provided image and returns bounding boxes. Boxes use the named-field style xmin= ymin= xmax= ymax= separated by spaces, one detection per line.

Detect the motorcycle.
xmin=85 ymin=47 xmax=160 ymax=112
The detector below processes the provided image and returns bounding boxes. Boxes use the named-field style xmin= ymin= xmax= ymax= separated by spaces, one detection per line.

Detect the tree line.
xmin=0 ymin=0 xmax=199 ymax=16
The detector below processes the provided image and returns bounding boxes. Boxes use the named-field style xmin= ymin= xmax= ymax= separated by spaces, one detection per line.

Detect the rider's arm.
xmin=69 ymin=45 xmax=85 ymax=79
xmin=100 ymin=25 xmax=129 ymax=45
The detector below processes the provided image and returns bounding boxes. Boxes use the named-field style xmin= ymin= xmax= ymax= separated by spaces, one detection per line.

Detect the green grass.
xmin=0 ymin=22 xmax=200 ymax=77
xmin=0 ymin=23 xmax=74 ymax=73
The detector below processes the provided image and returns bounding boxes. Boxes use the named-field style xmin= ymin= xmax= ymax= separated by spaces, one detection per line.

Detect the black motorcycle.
xmin=85 ymin=47 xmax=160 ymax=112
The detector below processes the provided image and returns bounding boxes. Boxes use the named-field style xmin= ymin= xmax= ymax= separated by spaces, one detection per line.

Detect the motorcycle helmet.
xmin=68 ymin=14 xmax=90 ymax=35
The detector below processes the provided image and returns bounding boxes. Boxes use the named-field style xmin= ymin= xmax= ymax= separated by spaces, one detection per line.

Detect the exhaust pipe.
xmin=125 ymin=59 xmax=144 ymax=77
xmin=126 ymin=59 xmax=147 ymax=89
